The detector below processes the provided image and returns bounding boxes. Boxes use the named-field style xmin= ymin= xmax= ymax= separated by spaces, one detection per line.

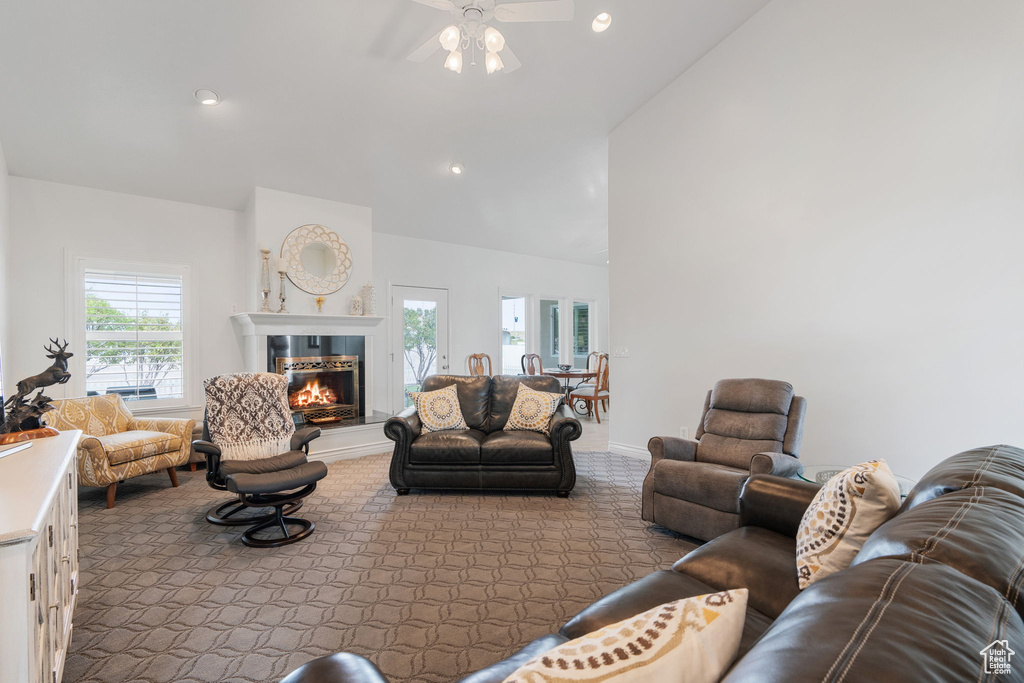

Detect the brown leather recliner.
xmin=385 ymin=374 xmax=581 ymax=496
xmin=643 ymin=378 xmax=806 ymax=541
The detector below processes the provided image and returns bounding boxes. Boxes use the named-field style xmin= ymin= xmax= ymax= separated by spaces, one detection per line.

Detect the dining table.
xmin=541 ymin=368 xmax=597 ymax=410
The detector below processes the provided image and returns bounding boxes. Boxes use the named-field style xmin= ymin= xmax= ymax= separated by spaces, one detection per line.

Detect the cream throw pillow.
xmin=504 ymin=383 xmax=563 ymax=435
xmin=796 ymin=459 xmax=901 ymax=589
xmin=408 ymin=384 xmax=469 ymax=433
xmin=502 ymin=589 xmax=748 ymax=683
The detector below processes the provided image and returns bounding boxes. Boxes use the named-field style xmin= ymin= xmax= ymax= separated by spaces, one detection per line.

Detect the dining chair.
xmin=467 ymin=353 xmax=492 ymax=377
xmin=569 ymin=354 xmax=610 ymax=423
xmin=521 ymin=353 xmax=543 ymax=375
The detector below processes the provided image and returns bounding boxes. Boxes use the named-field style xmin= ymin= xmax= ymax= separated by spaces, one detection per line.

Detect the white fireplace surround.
xmin=230 ymin=312 xmax=389 ymax=462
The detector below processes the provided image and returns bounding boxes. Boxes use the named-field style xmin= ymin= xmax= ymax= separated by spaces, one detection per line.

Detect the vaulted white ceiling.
xmin=0 ymin=0 xmax=768 ymax=264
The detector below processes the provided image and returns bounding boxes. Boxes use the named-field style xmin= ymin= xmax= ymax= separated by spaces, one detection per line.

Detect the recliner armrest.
xmin=192 ymin=439 xmax=221 ymax=456
xmin=384 ymin=407 xmax=422 ymax=442
xmin=739 ymin=474 xmax=821 ymax=538
xmin=749 ymin=451 xmax=802 ymax=477
xmin=291 ymin=426 xmax=322 ymax=452
xmin=647 ymin=436 xmax=698 ymax=466
xmin=548 ymin=404 xmax=582 ymax=442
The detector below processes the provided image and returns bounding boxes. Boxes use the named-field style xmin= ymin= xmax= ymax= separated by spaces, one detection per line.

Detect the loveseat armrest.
xmin=749 ymin=451 xmax=802 ymax=478
xmin=384 ymin=407 xmax=422 ymax=442
xmin=280 ymin=653 xmax=390 ymax=683
xmin=739 ymin=474 xmax=820 ymax=538
xmin=548 ymin=404 xmax=582 ymax=443
xmin=291 ymin=426 xmax=322 ymax=453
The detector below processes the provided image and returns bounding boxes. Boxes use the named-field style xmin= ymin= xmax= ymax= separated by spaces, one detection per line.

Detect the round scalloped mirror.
xmin=281 ymin=224 xmax=352 ymax=295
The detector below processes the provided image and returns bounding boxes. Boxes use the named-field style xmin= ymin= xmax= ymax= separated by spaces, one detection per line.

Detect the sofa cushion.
xmin=410 ymin=430 xmax=485 ymax=464
xmin=456 ymin=635 xmax=569 ymax=683
xmin=409 ymin=384 xmax=470 ymax=433
xmin=504 ymin=383 xmax=563 ymax=435
xmin=420 ymin=375 xmax=492 ymax=431
xmin=696 ymin=434 xmax=784 ymax=470
xmin=852 ymin=486 xmax=1024 ymax=618
xmin=480 ymin=431 xmax=552 ymax=465
xmin=559 ymin=569 xmax=773 ymax=659
xmin=488 ymin=375 xmax=562 ymax=431
xmin=722 ymin=559 xmax=1024 ymax=682
xmin=505 ymin=590 xmax=748 ymax=683
xmin=796 ymin=460 xmax=901 ymax=589
xmin=98 ymin=430 xmax=182 ymax=466
xmin=703 ymin=409 xmax=789 ymax=443
xmin=653 ymin=460 xmax=748 ymax=513
xmin=901 ymin=444 xmax=1024 ymax=510
xmin=672 ymin=527 xmax=800 ymax=619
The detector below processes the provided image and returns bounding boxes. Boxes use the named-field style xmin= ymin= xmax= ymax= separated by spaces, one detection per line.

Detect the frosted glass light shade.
xmin=439 ymin=25 xmax=461 ymax=52
xmin=485 ymin=51 xmax=504 ymax=74
xmin=484 ymin=26 xmax=505 ymax=52
xmin=444 ymin=50 xmax=463 ymax=73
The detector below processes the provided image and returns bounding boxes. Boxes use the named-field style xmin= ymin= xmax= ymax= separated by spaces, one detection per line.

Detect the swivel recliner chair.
xmin=193 ymin=372 xmax=327 ymax=548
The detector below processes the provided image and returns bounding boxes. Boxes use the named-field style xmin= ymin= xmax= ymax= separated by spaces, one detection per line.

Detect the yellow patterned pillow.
xmin=504 ymin=383 xmax=563 ymax=435
xmin=503 ymin=589 xmax=748 ymax=683
xmin=409 ymin=384 xmax=469 ymax=433
xmin=796 ymin=460 xmax=901 ymax=589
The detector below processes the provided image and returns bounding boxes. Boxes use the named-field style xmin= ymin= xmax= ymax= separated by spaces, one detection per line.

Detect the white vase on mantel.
xmin=360 ymin=283 xmax=377 ymax=316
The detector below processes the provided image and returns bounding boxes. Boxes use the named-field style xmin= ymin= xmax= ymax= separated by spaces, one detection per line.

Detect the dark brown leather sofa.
xmin=384 ymin=374 xmax=581 ymax=496
xmin=282 ymin=444 xmax=1024 ymax=682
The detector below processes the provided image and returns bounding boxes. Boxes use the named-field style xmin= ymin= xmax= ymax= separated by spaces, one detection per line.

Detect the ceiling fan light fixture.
xmin=484 ymin=26 xmax=505 ymax=53
xmin=444 ymin=49 xmax=463 ymax=73
xmin=439 ymin=24 xmax=461 ymax=51
xmin=193 ymin=88 xmax=220 ymax=106
xmin=485 ymin=51 xmax=504 ymax=74
xmin=592 ymin=12 xmax=612 ymax=32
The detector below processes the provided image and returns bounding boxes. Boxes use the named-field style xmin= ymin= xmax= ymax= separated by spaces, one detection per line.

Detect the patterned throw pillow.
xmin=502 ymin=589 xmax=748 ymax=683
xmin=504 ymin=383 xmax=563 ymax=435
xmin=408 ymin=384 xmax=469 ymax=433
xmin=796 ymin=460 xmax=901 ymax=589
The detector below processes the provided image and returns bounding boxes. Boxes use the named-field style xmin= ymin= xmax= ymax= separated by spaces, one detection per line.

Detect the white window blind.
xmin=84 ymin=271 xmax=185 ymax=402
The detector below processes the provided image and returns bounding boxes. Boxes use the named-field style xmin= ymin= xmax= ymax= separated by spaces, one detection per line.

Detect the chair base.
xmin=206 ymin=498 xmax=302 ymax=526
xmin=241 ymin=509 xmax=315 ymax=548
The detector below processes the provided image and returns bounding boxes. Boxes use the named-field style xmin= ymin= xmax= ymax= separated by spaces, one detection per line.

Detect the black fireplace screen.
xmin=275 ymin=355 xmax=359 ymax=424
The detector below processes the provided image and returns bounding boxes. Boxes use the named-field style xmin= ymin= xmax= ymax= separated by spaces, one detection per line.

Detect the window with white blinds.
xmin=83 ymin=271 xmax=186 ymax=402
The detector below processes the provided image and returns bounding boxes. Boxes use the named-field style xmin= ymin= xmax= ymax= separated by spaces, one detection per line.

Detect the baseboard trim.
xmin=310 ymin=441 xmax=392 ymax=464
xmin=609 ymin=442 xmax=649 ymax=460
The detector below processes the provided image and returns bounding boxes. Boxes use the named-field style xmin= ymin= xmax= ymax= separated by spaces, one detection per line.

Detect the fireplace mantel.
xmin=231 ymin=312 xmax=385 ymax=337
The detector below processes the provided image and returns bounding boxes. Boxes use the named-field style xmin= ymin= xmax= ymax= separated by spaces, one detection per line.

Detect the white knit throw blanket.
xmin=204 ymin=372 xmax=296 ymax=461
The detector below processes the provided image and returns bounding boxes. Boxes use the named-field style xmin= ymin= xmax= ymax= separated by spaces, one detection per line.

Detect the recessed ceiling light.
xmin=449 ymin=163 xmax=464 ymax=175
xmin=592 ymin=12 xmax=612 ymax=32
xmin=193 ymin=88 xmax=221 ymax=106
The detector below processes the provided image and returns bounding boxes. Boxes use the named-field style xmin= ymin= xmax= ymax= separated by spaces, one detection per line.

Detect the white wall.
xmin=609 ymin=0 xmax=1024 ymax=478
xmin=0 ymin=140 xmax=10 ymax=398
xmin=7 ymin=178 xmax=247 ymax=418
xmin=373 ymin=232 xmax=610 ymax=408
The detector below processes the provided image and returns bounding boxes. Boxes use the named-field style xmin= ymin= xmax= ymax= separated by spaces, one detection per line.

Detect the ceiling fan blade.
xmin=501 ymin=45 xmax=522 ymax=73
xmin=493 ymin=0 xmax=574 ymax=22
xmin=407 ymin=30 xmax=444 ymax=62
xmin=410 ymin=0 xmax=456 ymax=10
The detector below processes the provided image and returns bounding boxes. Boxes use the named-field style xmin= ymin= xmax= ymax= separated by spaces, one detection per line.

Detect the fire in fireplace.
xmin=275 ymin=355 xmax=359 ymax=424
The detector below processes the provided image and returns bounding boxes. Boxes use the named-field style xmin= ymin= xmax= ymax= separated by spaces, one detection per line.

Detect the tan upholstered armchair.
xmin=642 ymin=378 xmax=806 ymax=542
xmin=44 ymin=393 xmax=195 ymax=508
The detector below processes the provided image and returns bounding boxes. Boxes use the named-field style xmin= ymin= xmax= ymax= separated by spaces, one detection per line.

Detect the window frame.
xmin=66 ymin=251 xmax=196 ymax=413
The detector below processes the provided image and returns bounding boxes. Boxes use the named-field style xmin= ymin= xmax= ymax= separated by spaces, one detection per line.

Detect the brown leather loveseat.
xmin=384 ymin=374 xmax=581 ymax=496
xmin=282 ymin=444 xmax=1024 ymax=682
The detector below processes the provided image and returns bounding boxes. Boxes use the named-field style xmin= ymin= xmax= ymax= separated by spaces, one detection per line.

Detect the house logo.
xmin=981 ymin=640 xmax=1015 ymax=675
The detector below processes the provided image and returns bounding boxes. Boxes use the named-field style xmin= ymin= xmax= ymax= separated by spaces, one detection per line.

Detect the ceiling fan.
xmin=406 ymin=0 xmax=575 ymax=74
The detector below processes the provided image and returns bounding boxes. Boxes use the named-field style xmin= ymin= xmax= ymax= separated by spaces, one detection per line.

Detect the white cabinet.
xmin=0 ymin=431 xmax=81 ymax=683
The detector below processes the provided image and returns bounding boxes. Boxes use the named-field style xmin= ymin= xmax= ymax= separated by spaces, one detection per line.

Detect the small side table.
xmin=798 ymin=465 xmax=916 ymax=498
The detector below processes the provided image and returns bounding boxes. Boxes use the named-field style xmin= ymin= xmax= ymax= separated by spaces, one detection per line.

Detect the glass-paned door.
xmin=573 ymin=301 xmax=591 ymax=367
xmin=392 ymin=286 xmax=449 ymax=412
xmin=501 ymin=295 xmax=527 ymax=374
xmin=539 ymin=299 xmax=560 ymax=370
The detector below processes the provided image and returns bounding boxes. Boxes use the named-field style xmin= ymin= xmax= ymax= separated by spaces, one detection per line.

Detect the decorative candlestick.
xmin=259 ymin=249 xmax=272 ymax=312
xmin=276 ymin=257 xmax=289 ymax=314
xmin=315 ymin=296 xmax=325 ymax=313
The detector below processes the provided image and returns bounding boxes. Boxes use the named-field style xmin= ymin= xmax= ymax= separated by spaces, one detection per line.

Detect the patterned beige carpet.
xmin=65 ymin=451 xmax=696 ymax=683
